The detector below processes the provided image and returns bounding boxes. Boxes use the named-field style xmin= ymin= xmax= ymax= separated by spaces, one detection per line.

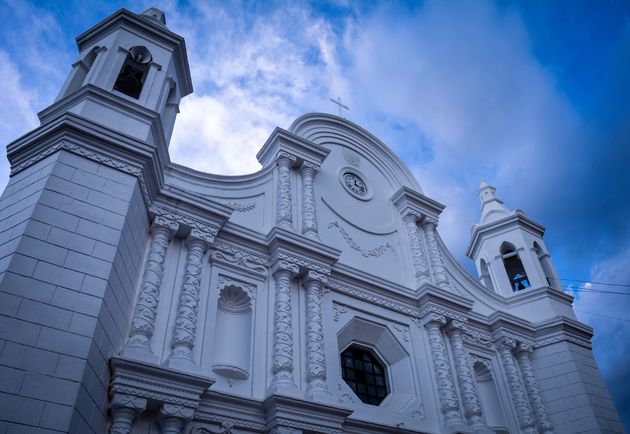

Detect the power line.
xmin=563 ymin=286 xmax=630 ymax=296
xmin=558 ymin=277 xmax=630 ymax=288
xmin=574 ymin=309 xmax=630 ymax=323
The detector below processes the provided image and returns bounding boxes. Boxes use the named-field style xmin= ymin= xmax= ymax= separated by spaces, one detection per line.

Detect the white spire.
xmin=478 ymin=181 xmax=511 ymax=224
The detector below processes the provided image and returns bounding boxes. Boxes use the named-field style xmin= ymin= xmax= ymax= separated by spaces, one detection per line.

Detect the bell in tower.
xmin=467 ymin=182 xmax=561 ymax=297
xmin=41 ymin=7 xmax=192 ymax=148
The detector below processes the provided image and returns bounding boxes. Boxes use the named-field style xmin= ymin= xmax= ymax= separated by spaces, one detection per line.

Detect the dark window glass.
xmin=341 ymin=346 xmax=388 ymax=405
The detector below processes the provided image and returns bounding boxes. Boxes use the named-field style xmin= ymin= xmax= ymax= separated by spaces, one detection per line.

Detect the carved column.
xmin=276 ymin=152 xmax=296 ymax=229
xmin=303 ymin=270 xmax=330 ymax=401
xmin=516 ymin=343 xmax=554 ymax=434
xmin=168 ymin=236 xmax=209 ymax=368
xmin=300 ymin=162 xmax=319 ymax=239
xmin=496 ymin=338 xmax=537 ymax=434
xmin=125 ymin=217 xmax=178 ymax=355
xmin=269 ymin=260 xmax=300 ymax=395
xmin=422 ymin=314 xmax=464 ymax=428
xmin=403 ymin=213 xmax=430 ymax=286
xmin=421 ymin=219 xmax=449 ymax=289
xmin=110 ymin=393 xmax=147 ymax=434
xmin=446 ymin=321 xmax=486 ymax=431
xmin=159 ymin=404 xmax=194 ymax=434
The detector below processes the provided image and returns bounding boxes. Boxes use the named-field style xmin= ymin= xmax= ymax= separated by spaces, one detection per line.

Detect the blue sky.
xmin=1 ymin=0 xmax=629 ymax=429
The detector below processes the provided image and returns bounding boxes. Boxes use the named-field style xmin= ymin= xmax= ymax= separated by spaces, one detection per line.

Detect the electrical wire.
xmin=558 ymin=277 xmax=630 ymax=288
xmin=574 ymin=309 xmax=630 ymax=323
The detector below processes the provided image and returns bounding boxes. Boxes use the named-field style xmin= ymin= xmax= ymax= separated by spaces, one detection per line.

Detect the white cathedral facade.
xmin=0 ymin=7 xmax=623 ymax=434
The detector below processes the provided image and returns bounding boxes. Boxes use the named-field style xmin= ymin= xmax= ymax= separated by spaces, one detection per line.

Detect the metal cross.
xmin=330 ymin=97 xmax=349 ymax=118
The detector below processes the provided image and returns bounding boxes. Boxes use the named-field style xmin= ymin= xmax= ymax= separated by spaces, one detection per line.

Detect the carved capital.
xmin=303 ymin=269 xmax=329 ymax=285
xmin=276 ymin=151 xmax=297 ymax=166
xmin=271 ymin=260 xmax=300 ymax=277
xmin=495 ymin=336 xmax=517 ymax=352
xmin=420 ymin=312 xmax=447 ymax=328
xmin=517 ymin=342 xmax=534 ymax=353
xmin=110 ymin=393 xmax=147 ymax=411
xmin=300 ymin=160 xmax=320 ymax=174
xmin=446 ymin=320 xmax=468 ymax=333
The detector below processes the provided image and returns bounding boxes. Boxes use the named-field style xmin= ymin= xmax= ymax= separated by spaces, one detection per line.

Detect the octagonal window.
xmin=341 ymin=345 xmax=388 ymax=405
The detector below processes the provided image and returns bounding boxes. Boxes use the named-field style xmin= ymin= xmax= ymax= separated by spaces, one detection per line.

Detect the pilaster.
xmin=167 ymin=235 xmax=210 ymax=370
xmin=420 ymin=313 xmax=467 ymax=432
xmin=495 ymin=337 xmax=537 ymax=434
xmin=446 ymin=321 xmax=490 ymax=433
xmin=516 ymin=343 xmax=554 ymax=434
xmin=303 ymin=269 xmax=331 ymax=402
xmin=124 ymin=217 xmax=178 ymax=361
xmin=268 ymin=259 xmax=300 ymax=396
xmin=300 ymin=161 xmax=320 ymax=239
xmin=276 ymin=152 xmax=297 ymax=229
xmin=421 ymin=219 xmax=450 ymax=290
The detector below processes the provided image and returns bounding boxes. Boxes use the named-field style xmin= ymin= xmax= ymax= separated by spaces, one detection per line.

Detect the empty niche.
xmin=473 ymin=360 xmax=508 ymax=432
xmin=212 ymin=278 xmax=254 ymax=380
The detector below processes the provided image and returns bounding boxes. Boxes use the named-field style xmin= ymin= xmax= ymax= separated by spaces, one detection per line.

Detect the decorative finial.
xmin=141 ymin=7 xmax=166 ymax=26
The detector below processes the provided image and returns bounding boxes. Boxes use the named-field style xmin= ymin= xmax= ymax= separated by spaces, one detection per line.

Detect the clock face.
xmin=343 ymin=172 xmax=367 ymax=196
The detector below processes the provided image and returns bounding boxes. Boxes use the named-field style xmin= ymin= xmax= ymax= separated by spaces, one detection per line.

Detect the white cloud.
xmin=166 ymin=3 xmax=346 ymax=175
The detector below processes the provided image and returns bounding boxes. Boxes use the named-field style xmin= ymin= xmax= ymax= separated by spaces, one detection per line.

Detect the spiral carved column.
xmin=300 ymin=162 xmax=320 ymax=239
xmin=168 ymin=236 xmax=209 ymax=369
xmin=496 ymin=338 xmax=537 ymax=434
xmin=269 ymin=260 xmax=300 ymax=395
xmin=422 ymin=314 xmax=464 ymax=429
xmin=421 ymin=219 xmax=450 ymax=289
xmin=125 ymin=218 xmax=177 ymax=356
xmin=447 ymin=321 xmax=486 ymax=431
xmin=403 ymin=213 xmax=430 ymax=286
xmin=276 ymin=152 xmax=296 ymax=229
xmin=516 ymin=343 xmax=554 ymax=434
xmin=304 ymin=270 xmax=330 ymax=401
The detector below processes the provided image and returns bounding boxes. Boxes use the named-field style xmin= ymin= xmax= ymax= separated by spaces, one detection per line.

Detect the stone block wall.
xmin=0 ymin=150 xmax=148 ymax=433
xmin=532 ymin=340 xmax=624 ymax=433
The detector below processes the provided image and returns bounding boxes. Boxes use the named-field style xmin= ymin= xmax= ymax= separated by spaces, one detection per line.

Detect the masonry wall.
xmin=0 ymin=150 xmax=148 ymax=433
xmin=532 ymin=340 xmax=624 ymax=433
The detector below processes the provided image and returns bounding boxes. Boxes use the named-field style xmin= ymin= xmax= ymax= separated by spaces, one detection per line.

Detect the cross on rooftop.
xmin=330 ymin=97 xmax=349 ymax=118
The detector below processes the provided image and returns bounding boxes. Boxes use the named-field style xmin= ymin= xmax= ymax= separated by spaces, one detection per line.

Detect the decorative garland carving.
xmin=223 ymin=202 xmax=256 ymax=212
xmin=409 ymin=401 xmax=425 ymax=420
xmin=337 ymin=383 xmax=356 ymax=404
xmin=301 ymin=162 xmax=319 ymax=239
xmin=161 ymin=403 xmax=195 ymax=419
xmin=327 ymin=221 xmax=395 ymax=257
xmin=463 ymin=328 xmax=495 ymax=350
xmin=210 ymin=241 xmax=267 ymax=276
xmin=392 ymin=322 xmax=410 ymax=342
xmin=332 ymin=303 xmax=349 ymax=322
xmin=276 ymin=152 xmax=296 ymax=229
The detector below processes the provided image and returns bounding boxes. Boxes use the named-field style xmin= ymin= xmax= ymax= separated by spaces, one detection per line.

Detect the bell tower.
xmin=466 ymin=182 xmax=561 ymax=297
xmin=42 ymin=7 xmax=192 ymax=147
